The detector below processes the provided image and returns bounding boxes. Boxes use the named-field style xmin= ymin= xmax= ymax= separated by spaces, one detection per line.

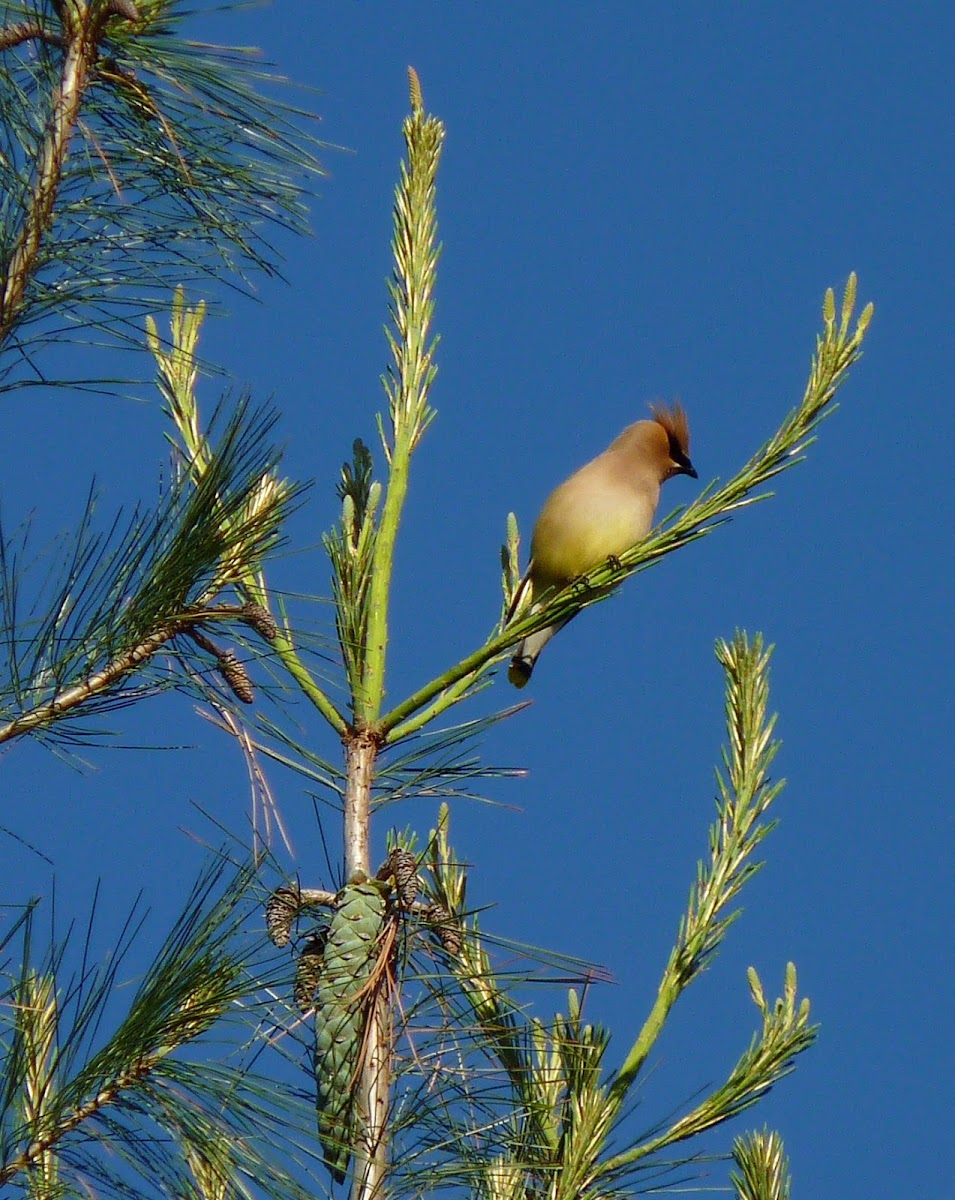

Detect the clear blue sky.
xmin=3 ymin=3 xmax=952 ymax=1197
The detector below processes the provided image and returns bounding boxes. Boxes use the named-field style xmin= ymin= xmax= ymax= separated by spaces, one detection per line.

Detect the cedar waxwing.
xmin=508 ymin=402 xmax=697 ymax=687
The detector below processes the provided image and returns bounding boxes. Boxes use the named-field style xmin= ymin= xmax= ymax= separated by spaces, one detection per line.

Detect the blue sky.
xmin=3 ymin=3 xmax=953 ymax=1197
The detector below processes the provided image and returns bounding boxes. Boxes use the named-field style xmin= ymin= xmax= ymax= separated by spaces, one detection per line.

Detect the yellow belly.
xmin=529 ymin=475 xmax=655 ymax=591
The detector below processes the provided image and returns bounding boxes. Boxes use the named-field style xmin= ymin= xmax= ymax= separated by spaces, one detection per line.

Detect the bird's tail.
xmin=507 ymin=651 xmax=534 ymax=688
xmin=507 ymin=624 xmax=560 ymax=688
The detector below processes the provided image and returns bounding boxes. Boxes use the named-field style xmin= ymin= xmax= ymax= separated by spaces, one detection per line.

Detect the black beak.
xmin=679 ymin=458 xmax=698 ymax=480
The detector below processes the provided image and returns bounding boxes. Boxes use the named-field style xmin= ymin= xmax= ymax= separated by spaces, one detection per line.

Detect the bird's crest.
xmin=648 ymin=400 xmax=691 ymax=458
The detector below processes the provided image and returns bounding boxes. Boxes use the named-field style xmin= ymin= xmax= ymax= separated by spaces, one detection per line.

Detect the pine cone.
xmin=218 ymin=649 xmax=254 ymax=704
xmin=314 ymin=879 xmax=387 ymax=1182
xmin=241 ymin=602 xmax=279 ymax=643
xmin=388 ymin=848 xmax=419 ymax=910
xmin=423 ymin=901 xmax=462 ymax=957
xmin=265 ymin=886 xmax=300 ymax=947
xmin=294 ymin=931 xmax=327 ymax=1013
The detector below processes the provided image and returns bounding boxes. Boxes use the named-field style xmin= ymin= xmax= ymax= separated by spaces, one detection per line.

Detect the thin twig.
xmin=0 ymin=21 xmax=64 ymax=50
xmin=0 ymin=607 xmax=254 ymax=744
xmin=1 ymin=11 xmax=94 ymax=343
xmin=0 ymin=1058 xmax=154 ymax=1186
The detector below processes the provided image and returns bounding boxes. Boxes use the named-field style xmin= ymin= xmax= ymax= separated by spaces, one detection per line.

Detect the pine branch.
xmin=325 ymin=438 xmax=382 ymax=712
xmin=611 ymin=632 xmax=782 ymax=1101
xmin=0 ymin=859 xmax=332 ymax=1200
xmin=0 ymin=392 xmax=297 ymax=744
xmin=731 ymin=1128 xmax=792 ymax=1200
xmin=355 ymin=67 xmax=443 ymax=727
xmin=0 ymin=606 xmax=231 ymax=743
xmin=378 ymin=277 xmax=873 ymax=739
xmin=0 ymin=20 xmax=63 ymax=51
xmin=386 ymin=636 xmax=810 ymax=1197
xmin=0 ymin=0 xmax=96 ymax=344
xmin=148 ymin=286 xmax=348 ymax=736
xmin=605 ymin=965 xmax=815 ymax=1172
xmin=0 ymin=0 xmax=323 ymax=385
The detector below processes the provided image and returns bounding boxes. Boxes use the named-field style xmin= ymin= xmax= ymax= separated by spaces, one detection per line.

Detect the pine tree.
xmin=0 ymin=9 xmax=873 ymax=1199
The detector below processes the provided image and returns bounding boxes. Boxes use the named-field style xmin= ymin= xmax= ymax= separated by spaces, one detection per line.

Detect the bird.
xmin=507 ymin=402 xmax=697 ymax=688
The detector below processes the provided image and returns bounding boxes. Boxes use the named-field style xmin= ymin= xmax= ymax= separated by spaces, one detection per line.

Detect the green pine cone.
xmin=314 ymin=878 xmax=387 ymax=1182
